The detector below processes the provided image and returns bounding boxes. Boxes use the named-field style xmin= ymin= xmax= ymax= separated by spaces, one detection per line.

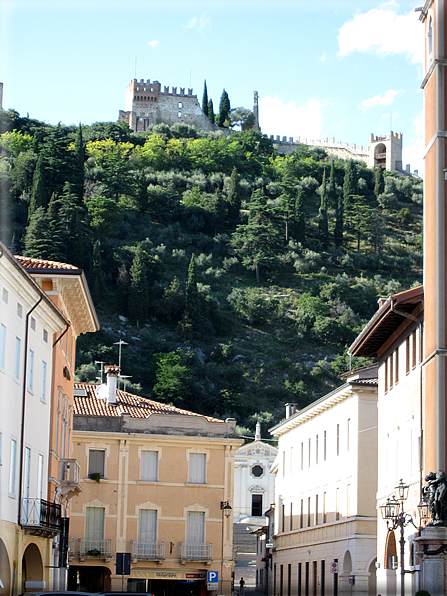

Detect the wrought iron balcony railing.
xmin=131 ymin=540 xmax=165 ymax=560
xmin=79 ymin=538 xmax=112 ymax=558
xmin=21 ymin=498 xmax=61 ymax=537
xmin=180 ymin=542 xmax=213 ymax=561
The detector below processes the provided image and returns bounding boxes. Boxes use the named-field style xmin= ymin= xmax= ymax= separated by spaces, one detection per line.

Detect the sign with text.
xmin=207 ymin=570 xmax=219 ymax=591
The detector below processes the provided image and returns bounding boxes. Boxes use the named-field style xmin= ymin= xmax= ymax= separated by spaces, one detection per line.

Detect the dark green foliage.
xmin=90 ymin=240 xmax=103 ymax=304
xmin=73 ymin=124 xmax=85 ymax=202
xmin=318 ymin=167 xmax=329 ymax=249
xmin=23 ymin=206 xmax=64 ymax=260
xmin=129 ymin=243 xmax=152 ymax=325
xmin=294 ymin=191 xmax=306 ymax=244
xmin=207 ymin=99 xmax=215 ymax=125
xmin=374 ymin=165 xmax=385 ymax=199
xmin=152 ymin=351 xmax=192 ymax=405
xmin=343 ymin=159 xmax=357 ymax=227
xmin=28 ymin=155 xmax=47 ymax=220
xmin=202 ymin=80 xmax=208 ymax=114
xmin=328 ymin=160 xmax=336 ymax=208
xmin=218 ymin=89 xmax=231 ymax=128
xmin=227 ymin=167 xmax=241 ymax=224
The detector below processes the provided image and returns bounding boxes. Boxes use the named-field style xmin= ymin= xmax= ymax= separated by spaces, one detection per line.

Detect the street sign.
xmin=116 ymin=553 xmax=131 ymax=575
xmin=331 ymin=562 xmax=338 ymax=574
xmin=266 ymin=542 xmax=273 ymax=548
xmin=207 ymin=571 xmax=219 ymax=591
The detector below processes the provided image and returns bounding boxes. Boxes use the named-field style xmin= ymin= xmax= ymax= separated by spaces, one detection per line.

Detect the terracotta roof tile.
xmin=73 ymin=382 xmax=223 ymax=422
xmin=15 ymin=256 xmax=80 ymax=271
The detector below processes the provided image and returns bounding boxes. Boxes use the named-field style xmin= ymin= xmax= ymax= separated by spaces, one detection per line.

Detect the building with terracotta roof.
xmin=0 ymin=244 xmax=95 ymax=595
xmin=268 ymin=366 xmax=378 ymax=596
xmin=67 ymin=366 xmax=243 ymax=596
xmin=0 ymin=250 xmax=99 ymax=595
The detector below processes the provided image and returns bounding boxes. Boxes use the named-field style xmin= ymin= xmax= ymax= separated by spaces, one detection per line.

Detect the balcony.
xmin=180 ymin=543 xmax=213 ymax=563
xmin=21 ymin=498 xmax=61 ymax=538
xmin=79 ymin=539 xmax=112 ymax=560
xmin=59 ymin=459 xmax=82 ymax=498
xmin=131 ymin=540 xmax=165 ymax=561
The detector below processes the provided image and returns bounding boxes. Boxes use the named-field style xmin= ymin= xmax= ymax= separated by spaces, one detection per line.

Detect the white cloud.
xmin=183 ymin=12 xmax=211 ymax=31
xmin=402 ymin=109 xmax=424 ymax=176
xmin=148 ymin=39 xmax=159 ymax=47
xmin=338 ymin=4 xmax=423 ymax=64
xmin=259 ymin=96 xmax=323 ymax=141
xmin=319 ymin=53 xmax=327 ymax=62
xmin=361 ymin=89 xmax=399 ymax=111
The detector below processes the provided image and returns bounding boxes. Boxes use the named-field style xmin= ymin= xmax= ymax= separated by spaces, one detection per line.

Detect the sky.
xmin=0 ymin=0 xmax=425 ymax=173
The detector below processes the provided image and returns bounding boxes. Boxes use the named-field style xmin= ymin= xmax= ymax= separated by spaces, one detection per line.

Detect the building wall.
xmin=68 ymin=423 xmax=242 ymax=596
xmin=270 ymin=377 xmax=378 ymax=595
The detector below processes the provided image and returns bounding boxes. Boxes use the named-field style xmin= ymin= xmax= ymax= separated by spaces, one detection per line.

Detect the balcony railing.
xmin=59 ymin=459 xmax=81 ymax=485
xmin=79 ymin=538 xmax=112 ymax=558
xmin=68 ymin=537 xmax=75 ymax=558
xmin=131 ymin=540 xmax=165 ymax=560
xmin=21 ymin=498 xmax=61 ymax=537
xmin=180 ymin=543 xmax=213 ymax=561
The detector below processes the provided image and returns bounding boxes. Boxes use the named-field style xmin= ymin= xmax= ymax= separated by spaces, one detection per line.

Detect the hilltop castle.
xmin=119 ymin=81 xmax=416 ymax=175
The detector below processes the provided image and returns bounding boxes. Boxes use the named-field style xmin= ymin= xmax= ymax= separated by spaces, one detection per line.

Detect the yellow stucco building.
xmin=68 ymin=366 xmax=243 ymax=596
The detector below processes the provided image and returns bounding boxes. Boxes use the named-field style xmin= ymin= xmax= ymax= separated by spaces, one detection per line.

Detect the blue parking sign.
xmin=207 ymin=571 xmax=219 ymax=583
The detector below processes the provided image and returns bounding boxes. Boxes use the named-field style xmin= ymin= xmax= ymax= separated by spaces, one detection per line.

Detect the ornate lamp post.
xmin=380 ymin=480 xmax=417 ymax=596
xmin=220 ymin=501 xmax=232 ymax=595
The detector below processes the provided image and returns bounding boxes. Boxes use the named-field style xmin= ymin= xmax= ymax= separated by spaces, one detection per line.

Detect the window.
xmin=335 ymin=488 xmax=340 ymax=520
xmin=298 ymin=563 xmax=302 ymax=596
xmin=323 ymin=492 xmax=326 ymax=523
xmin=2 ymin=288 xmax=8 ymax=303
xmin=282 ymin=451 xmax=286 ymax=477
xmin=41 ymin=361 xmax=47 ymax=402
xmin=300 ymin=499 xmax=303 ymax=528
xmin=0 ymin=323 xmax=6 ymax=368
xmin=300 ymin=442 xmax=303 ymax=470
xmin=412 ymin=330 xmax=417 ymax=368
xmin=30 ymin=316 xmax=36 ymax=331
xmin=85 ymin=507 xmax=105 ymax=551
xmin=252 ymin=464 xmax=264 ymax=477
xmin=316 ymin=434 xmax=318 ymax=465
xmin=56 ymin=391 xmax=61 ymax=456
xmin=287 ymin=564 xmax=291 ymax=596
xmin=307 ymin=497 xmax=311 ymax=527
xmin=389 ymin=354 xmax=394 ymax=388
xmin=27 ymin=349 xmax=34 ymax=390
xmin=315 ymin=494 xmax=319 ymax=525
xmin=138 ymin=509 xmax=157 ymax=555
xmin=281 ymin=502 xmax=285 ymax=532
xmin=323 ymin=431 xmax=327 ymax=461
xmin=321 ymin=560 xmax=325 ymax=596
xmin=280 ymin=564 xmax=283 ymax=596
xmin=140 ymin=451 xmax=158 ymax=481
xmin=43 ymin=329 xmax=48 ymax=343
xmin=17 ymin=303 xmax=22 ymax=318
xmin=347 ymin=419 xmax=350 ymax=452
xmin=394 ymin=350 xmax=399 ymax=384
xmin=9 ymin=439 xmax=17 ymax=494
xmin=178 ymin=102 xmax=183 ymax=108
xmin=308 ymin=438 xmax=311 ymax=467
xmin=38 ymin=454 xmax=44 ymax=498
xmin=384 ymin=358 xmax=389 ymax=393
xmin=186 ymin=511 xmax=205 ymax=547
xmin=336 ymin=424 xmax=340 ymax=456
xmin=88 ymin=449 xmax=105 ymax=478
xmin=14 ymin=337 xmax=21 ymax=380
xmin=189 ymin=453 xmax=206 ymax=484
xmin=252 ymin=494 xmax=263 ymax=516
xmin=178 ymin=111 xmax=182 ymax=118
xmin=406 ymin=336 xmax=410 ymax=374
xmin=290 ymin=502 xmax=293 ymax=531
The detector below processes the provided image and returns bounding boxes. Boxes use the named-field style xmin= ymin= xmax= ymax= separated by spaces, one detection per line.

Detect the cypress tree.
xmin=129 ymin=243 xmax=151 ymax=325
xmin=185 ymin=253 xmax=199 ymax=322
xmin=374 ymin=165 xmax=385 ymax=199
xmin=28 ymin=154 xmax=47 ymax=221
xmin=90 ymin=240 xmax=103 ymax=304
xmin=343 ymin=159 xmax=357 ymax=228
xmin=218 ymin=89 xmax=231 ymax=127
xmin=73 ymin=123 xmax=85 ymax=203
xmin=57 ymin=181 xmax=88 ymax=266
xmin=23 ymin=206 xmax=64 ymax=261
xmin=207 ymin=99 xmax=215 ymax=125
xmin=294 ymin=191 xmax=306 ymax=245
xmin=202 ymin=80 xmax=208 ymax=114
xmin=328 ymin=160 xmax=336 ymax=208
xmin=318 ymin=167 xmax=329 ymax=249
xmin=334 ymin=193 xmax=343 ymax=248
xmin=227 ymin=167 xmax=241 ymax=224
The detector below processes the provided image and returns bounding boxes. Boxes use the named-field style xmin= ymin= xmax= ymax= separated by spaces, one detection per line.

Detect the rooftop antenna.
xmin=95 ymin=360 xmax=106 ymax=384
xmin=120 ymin=375 xmax=132 ymax=392
xmin=114 ymin=339 xmax=128 ymax=389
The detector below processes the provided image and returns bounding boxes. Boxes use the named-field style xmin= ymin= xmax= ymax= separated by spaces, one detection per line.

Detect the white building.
xmin=0 ymin=243 xmax=67 ymax=595
xmin=233 ymin=423 xmax=277 ymax=522
xmin=269 ymin=366 xmax=378 ymax=596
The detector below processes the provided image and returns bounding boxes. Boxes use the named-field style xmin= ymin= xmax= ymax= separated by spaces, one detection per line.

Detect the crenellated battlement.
xmin=128 ymin=79 xmax=196 ymax=98
xmin=271 ymin=135 xmax=370 ymax=157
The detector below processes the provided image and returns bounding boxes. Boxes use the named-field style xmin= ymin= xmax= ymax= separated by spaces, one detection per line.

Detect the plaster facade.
xmin=268 ymin=367 xmax=378 ymax=596
xmin=68 ymin=374 xmax=243 ymax=596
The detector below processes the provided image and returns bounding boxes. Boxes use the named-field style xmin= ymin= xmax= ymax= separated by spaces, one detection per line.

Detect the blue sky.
xmin=0 ymin=0 xmax=424 ymax=172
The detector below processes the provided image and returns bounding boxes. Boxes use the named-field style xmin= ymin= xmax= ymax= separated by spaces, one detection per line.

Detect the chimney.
xmin=255 ymin=422 xmax=261 ymax=441
xmin=105 ymin=365 xmax=120 ymax=404
xmin=285 ymin=403 xmax=297 ymax=419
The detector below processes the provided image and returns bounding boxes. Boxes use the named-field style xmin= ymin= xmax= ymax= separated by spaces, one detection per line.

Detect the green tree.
xmin=207 ymin=99 xmax=215 ymax=125
xmin=294 ymin=190 xmax=306 ymax=245
xmin=86 ymin=195 xmax=121 ymax=237
xmin=180 ymin=253 xmax=199 ymax=336
xmin=374 ymin=165 xmax=385 ymax=199
xmin=152 ymin=351 xmax=192 ymax=405
xmin=129 ymin=243 xmax=151 ymax=325
xmin=28 ymin=154 xmax=47 ymax=220
xmin=73 ymin=123 xmax=85 ymax=203
xmin=23 ymin=206 xmax=64 ymax=260
xmin=279 ymin=164 xmax=296 ymax=243
xmin=218 ymin=89 xmax=231 ymax=128
xmin=328 ymin=160 xmax=336 ymax=208
xmin=343 ymin=159 xmax=357 ymax=228
xmin=334 ymin=191 xmax=344 ymax=248
xmin=227 ymin=167 xmax=241 ymax=224
xmin=318 ymin=167 xmax=329 ymax=249
xmin=90 ymin=239 xmax=103 ymax=304
xmin=229 ymin=108 xmax=255 ymax=131
xmin=350 ymin=195 xmax=371 ymax=252
xmin=202 ymin=80 xmax=208 ymax=114
xmin=232 ymin=189 xmax=282 ymax=284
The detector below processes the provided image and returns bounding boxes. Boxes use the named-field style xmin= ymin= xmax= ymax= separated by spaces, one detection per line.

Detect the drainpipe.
xmin=390 ymin=300 xmax=424 ymax=501
xmin=18 ymin=294 xmax=43 ymax=527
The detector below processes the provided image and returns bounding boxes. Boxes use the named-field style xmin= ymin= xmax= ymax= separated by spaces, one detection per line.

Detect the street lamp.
xmin=220 ymin=501 xmax=232 ymax=595
xmin=380 ymin=480 xmax=417 ymax=596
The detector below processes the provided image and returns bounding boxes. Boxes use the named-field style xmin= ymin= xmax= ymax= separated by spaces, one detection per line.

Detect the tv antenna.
xmin=114 ymin=339 xmax=129 ymax=389
xmin=95 ymin=360 xmax=106 ymax=384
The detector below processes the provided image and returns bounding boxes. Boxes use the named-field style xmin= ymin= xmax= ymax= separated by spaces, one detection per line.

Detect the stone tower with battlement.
xmin=118 ymin=78 xmax=214 ymax=133
xmin=369 ymin=131 xmax=403 ymax=171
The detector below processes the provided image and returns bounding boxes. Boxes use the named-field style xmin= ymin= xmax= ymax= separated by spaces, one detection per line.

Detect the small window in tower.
xmin=137 ymin=87 xmax=140 ymax=91
xmin=144 ymin=87 xmax=146 ymax=91
xmin=178 ymin=102 xmax=183 ymax=108
xmin=151 ymin=88 xmax=154 ymax=92
xmin=178 ymin=112 xmax=182 ymax=118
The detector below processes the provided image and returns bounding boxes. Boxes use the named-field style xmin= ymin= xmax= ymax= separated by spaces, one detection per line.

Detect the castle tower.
xmin=420 ymin=0 xmax=447 ymax=477
xmin=368 ymin=131 xmax=403 ymax=172
xmin=253 ymin=91 xmax=260 ymax=132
